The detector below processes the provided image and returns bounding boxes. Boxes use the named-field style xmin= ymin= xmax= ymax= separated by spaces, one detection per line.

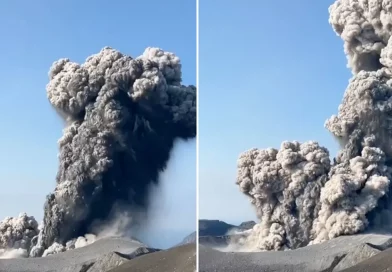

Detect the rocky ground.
xmin=108 ymin=243 xmax=196 ymax=272
xmin=0 ymin=237 xmax=196 ymax=272
xmin=4 ymin=219 xmax=392 ymax=272
xmin=198 ymin=219 xmax=392 ymax=272
xmin=338 ymin=247 xmax=392 ymax=272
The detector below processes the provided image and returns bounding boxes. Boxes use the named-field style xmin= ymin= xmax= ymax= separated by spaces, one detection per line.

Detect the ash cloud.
xmin=0 ymin=47 xmax=196 ymax=257
xmin=42 ymin=210 xmax=135 ymax=257
xmin=235 ymin=0 xmax=392 ymax=251
xmin=0 ymin=213 xmax=38 ymax=255
xmin=0 ymin=248 xmax=29 ymax=259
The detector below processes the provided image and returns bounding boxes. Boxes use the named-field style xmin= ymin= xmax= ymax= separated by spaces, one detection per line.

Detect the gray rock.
xmin=333 ymin=243 xmax=380 ymax=271
xmin=199 ymin=220 xmax=237 ymax=236
xmin=84 ymin=252 xmax=129 ymax=272
xmin=238 ymin=221 xmax=256 ymax=230
xmin=0 ymin=237 xmax=146 ymax=272
xmin=339 ymin=247 xmax=392 ymax=272
xmin=108 ymin=243 xmax=196 ymax=272
xmin=199 ymin=234 xmax=392 ymax=272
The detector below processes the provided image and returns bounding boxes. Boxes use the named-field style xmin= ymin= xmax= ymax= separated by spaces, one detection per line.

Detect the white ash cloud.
xmin=0 ymin=248 xmax=28 ymax=259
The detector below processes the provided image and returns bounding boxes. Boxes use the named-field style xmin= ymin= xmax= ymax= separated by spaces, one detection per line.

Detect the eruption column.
xmin=0 ymin=47 xmax=196 ymax=257
xmin=236 ymin=0 xmax=392 ymax=251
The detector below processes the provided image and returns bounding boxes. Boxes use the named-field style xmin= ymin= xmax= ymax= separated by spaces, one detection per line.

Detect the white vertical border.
xmin=196 ymin=0 xmax=199 ymax=270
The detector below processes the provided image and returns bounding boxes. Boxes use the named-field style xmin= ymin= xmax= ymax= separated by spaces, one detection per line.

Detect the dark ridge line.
xmin=80 ymin=262 xmax=94 ymax=272
xmin=320 ymin=254 xmax=347 ymax=272
xmin=365 ymin=238 xmax=392 ymax=251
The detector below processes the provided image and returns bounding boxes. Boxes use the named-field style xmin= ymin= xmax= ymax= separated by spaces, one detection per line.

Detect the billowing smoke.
xmin=41 ymin=210 xmax=136 ymax=257
xmin=0 ymin=213 xmax=39 ymax=257
xmin=237 ymin=142 xmax=331 ymax=250
xmin=0 ymin=46 xmax=196 ymax=257
xmin=0 ymin=248 xmax=29 ymax=259
xmin=236 ymin=0 xmax=392 ymax=251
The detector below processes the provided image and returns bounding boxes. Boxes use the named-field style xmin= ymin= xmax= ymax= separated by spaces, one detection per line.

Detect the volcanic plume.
xmin=0 ymin=47 xmax=196 ymax=257
xmin=236 ymin=0 xmax=392 ymax=251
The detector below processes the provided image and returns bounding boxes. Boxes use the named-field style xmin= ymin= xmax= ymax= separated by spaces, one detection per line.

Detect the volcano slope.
xmin=198 ymin=220 xmax=392 ymax=272
xmin=108 ymin=243 xmax=196 ymax=272
xmin=0 ymin=238 xmax=196 ymax=272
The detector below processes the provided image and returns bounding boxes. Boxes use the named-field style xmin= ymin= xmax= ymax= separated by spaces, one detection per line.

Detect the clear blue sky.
xmin=0 ymin=0 xmax=195 ymax=249
xmin=199 ymin=0 xmax=350 ymax=225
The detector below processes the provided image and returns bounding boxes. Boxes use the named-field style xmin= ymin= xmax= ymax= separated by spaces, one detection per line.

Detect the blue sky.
xmin=199 ymin=0 xmax=351 ymax=225
xmin=0 ymin=0 xmax=195 ymax=249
